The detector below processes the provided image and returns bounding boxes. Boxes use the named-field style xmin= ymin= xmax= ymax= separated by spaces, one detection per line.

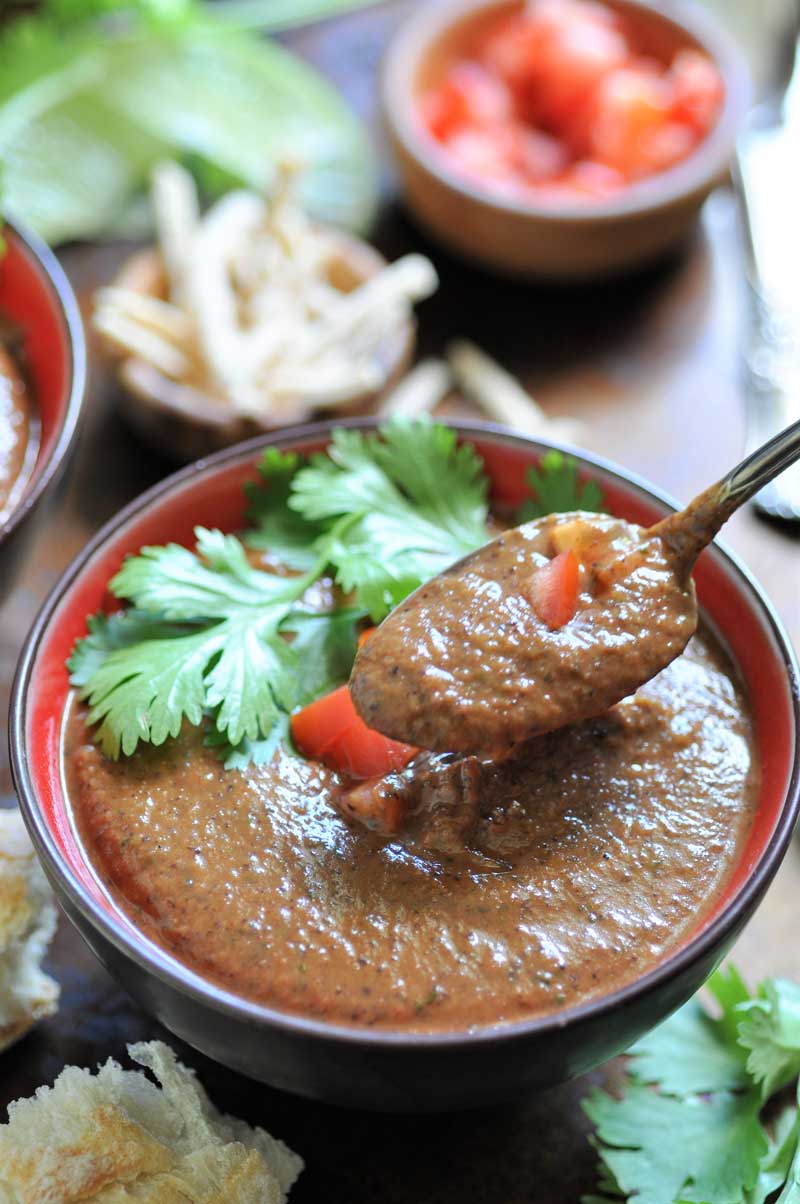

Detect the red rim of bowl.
xmin=0 ymin=218 xmax=87 ymax=545
xmin=10 ymin=418 xmax=800 ymax=1050
xmin=382 ymin=0 xmax=752 ymax=223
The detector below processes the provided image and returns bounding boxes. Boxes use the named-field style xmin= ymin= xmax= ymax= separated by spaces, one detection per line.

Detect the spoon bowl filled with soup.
xmin=10 ymin=419 xmax=800 ymax=1110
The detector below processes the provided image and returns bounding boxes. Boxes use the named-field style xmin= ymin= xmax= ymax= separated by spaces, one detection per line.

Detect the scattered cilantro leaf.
xmin=738 ymin=980 xmax=800 ymax=1102
xmin=709 ymin=964 xmax=754 ymax=1047
xmin=583 ymin=968 xmax=800 ymax=1204
xmin=518 ymin=450 xmax=606 ymax=522
xmin=583 ymin=1085 xmax=766 ymax=1204
xmin=748 ymin=1105 xmax=800 ymax=1204
xmin=289 ymin=418 xmax=490 ymax=621
xmin=628 ymin=977 xmax=750 ymax=1096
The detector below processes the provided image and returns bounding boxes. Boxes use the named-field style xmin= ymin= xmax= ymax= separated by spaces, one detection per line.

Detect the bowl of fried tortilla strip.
xmin=94 ymin=162 xmax=434 ymax=461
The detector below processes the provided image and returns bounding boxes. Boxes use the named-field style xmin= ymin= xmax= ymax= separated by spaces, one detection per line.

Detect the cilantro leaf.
xmin=205 ymin=712 xmax=291 ymax=772
xmin=69 ymin=419 xmax=609 ymax=765
xmin=80 ymin=624 xmax=223 ymax=757
xmin=583 ymin=967 xmax=800 ymax=1204
xmin=518 ymin=450 xmax=606 ymax=522
xmin=738 ymin=980 xmax=800 ymax=1102
xmin=289 ymin=418 xmax=490 ymax=620
xmin=70 ymin=525 xmax=337 ymax=758
xmin=111 ymin=528 xmax=296 ymax=618
xmin=244 ymin=448 xmax=323 ymax=572
xmin=282 ymin=608 xmax=364 ymax=707
xmin=747 ymin=1105 xmax=800 ymax=1204
xmin=67 ymin=608 xmax=195 ymax=687
xmin=709 ymin=964 xmax=754 ymax=1047
xmin=772 ymin=1109 xmax=800 ymax=1204
xmin=628 ymin=994 xmax=749 ymax=1096
xmin=200 ymin=609 xmax=362 ymax=769
xmin=583 ymin=1085 xmax=766 ymax=1204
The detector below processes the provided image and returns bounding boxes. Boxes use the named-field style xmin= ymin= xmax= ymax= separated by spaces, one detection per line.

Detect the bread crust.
xmin=0 ymin=808 xmax=59 ymax=1053
xmin=0 ymin=1040 xmax=303 ymax=1203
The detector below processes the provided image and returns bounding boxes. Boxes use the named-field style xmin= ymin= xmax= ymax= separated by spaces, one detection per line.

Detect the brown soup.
xmin=64 ymin=622 xmax=757 ymax=1032
xmin=0 ymin=341 xmax=36 ymax=522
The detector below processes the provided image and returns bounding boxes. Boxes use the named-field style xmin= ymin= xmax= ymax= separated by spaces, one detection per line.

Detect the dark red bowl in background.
xmin=0 ymin=219 xmax=86 ymax=600
xmin=9 ymin=420 xmax=800 ymax=1111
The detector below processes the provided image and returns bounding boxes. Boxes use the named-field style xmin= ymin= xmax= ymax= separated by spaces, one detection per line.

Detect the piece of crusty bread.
xmin=0 ymin=808 xmax=59 ymax=1053
xmin=0 ymin=1040 xmax=303 ymax=1203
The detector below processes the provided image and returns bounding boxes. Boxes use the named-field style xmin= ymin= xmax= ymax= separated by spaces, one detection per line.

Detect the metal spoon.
xmin=350 ymin=418 xmax=800 ymax=756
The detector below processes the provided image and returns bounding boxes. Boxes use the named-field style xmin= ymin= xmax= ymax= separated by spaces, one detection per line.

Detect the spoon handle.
xmin=724 ymin=415 xmax=800 ymax=506
xmin=653 ymin=416 xmax=800 ymax=576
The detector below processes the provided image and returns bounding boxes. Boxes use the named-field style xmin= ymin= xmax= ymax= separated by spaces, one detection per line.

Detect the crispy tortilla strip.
xmin=448 ymin=338 xmax=585 ymax=444
xmin=151 ymin=161 xmax=199 ymax=304
xmin=378 ymin=358 xmax=452 ymax=418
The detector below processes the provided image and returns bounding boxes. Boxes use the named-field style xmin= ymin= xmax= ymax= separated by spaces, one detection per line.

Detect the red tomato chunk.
xmin=420 ymin=0 xmax=723 ymax=202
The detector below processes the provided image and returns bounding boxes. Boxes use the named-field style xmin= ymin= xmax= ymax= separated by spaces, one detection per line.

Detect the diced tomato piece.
xmin=450 ymin=62 xmax=514 ymax=124
xmin=422 ymin=62 xmax=512 ymax=141
xmin=636 ymin=120 xmax=697 ymax=174
xmin=483 ymin=13 xmax=552 ymax=94
xmin=529 ymin=549 xmax=581 ymax=629
xmin=290 ymin=684 xmax=356 ymax=759
xmin=533 ymin=19 xmax=628 ymax=132
xmin=486 ymin=1 xmax=627 ymax=131
xmin=669 ymin=49 xmax=723 ymax=133
xmin=291 ymin=684 xmax=417 ymax=780
xmin=443 ymin=127 xmax=518 ymax=184
xmin=325 ymin=723 xmax=417 ymax=780
xmin=562 ymin=158 xmax=626 ymax=196
xmin=512 ymin=125 xmax=569 ymax=181
xmin=586 ymin=65 xmax=672 ymax=176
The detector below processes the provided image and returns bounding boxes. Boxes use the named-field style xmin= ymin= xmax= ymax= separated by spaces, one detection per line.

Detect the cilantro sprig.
xmin=519 ymin=449 xmax=606 ymax=521
xmin=282 ymin=421 xmax=491 ymax=620
xmin=69 ymin=419 xmax=605 ymax=766
xmin=583 ymin=967 xmax=800 ymax=1204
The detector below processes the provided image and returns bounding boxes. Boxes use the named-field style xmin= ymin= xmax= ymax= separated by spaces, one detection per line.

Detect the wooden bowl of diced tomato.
xmin=382 ymin=0 xmax=749 ymax=279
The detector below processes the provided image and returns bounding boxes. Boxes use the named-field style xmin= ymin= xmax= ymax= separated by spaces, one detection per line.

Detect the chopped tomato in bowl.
xmin=384 ymin=0 xmax=749 ymax=276
xmin=419 ymin=0 xmax=724 ymax=204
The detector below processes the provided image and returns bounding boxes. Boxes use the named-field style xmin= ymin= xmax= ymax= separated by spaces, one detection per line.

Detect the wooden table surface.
xmin=2 ymin=4 xmax=800 ymax=1199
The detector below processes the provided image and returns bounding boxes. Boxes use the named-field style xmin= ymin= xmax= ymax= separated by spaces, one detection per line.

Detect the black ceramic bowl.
xmin=10 ymin=420 xmax=800 ymax=1111
xmin=0 ymin=219 xmax=86 ymax=600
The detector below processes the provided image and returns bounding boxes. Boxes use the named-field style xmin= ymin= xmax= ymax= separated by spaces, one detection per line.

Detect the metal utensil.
xmin=735 ymin=32 xmax=800 ymax=520
xmin=351 ymin=415 xmax=800 ymax=754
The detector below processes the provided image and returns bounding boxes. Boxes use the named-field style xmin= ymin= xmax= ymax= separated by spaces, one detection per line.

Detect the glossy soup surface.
xmin=65 ymin=620 xmax=757 ymax=1031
